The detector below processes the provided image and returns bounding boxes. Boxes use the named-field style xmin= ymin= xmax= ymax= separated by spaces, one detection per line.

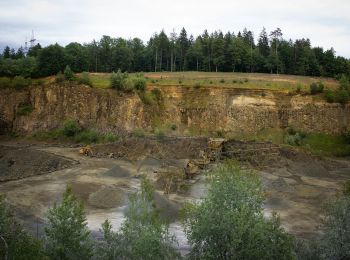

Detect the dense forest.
xmin=1 ymin=27 xmax=350 ymax=78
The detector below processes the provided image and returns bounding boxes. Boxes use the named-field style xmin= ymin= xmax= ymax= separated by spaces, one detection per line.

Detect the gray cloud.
xmin=0 ymin=0 xmax=349 ymax=57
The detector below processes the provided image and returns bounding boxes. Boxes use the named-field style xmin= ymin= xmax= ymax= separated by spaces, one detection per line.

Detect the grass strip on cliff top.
xmin=87 ymin=72 xmax=338 ymax=92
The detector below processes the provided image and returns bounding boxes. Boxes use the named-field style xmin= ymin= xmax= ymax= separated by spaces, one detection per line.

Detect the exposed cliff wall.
xmin=0 ymin=84 xmax=349 ymax=136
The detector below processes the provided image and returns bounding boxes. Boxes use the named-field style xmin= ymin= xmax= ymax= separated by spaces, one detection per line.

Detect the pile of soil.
xmin=0 ymin=145 xmax=76 ymax=181
xmin=91 ymin=136 xmax=208 ymax=161
xmin=88 ymin=186 xmax=126 ymax=209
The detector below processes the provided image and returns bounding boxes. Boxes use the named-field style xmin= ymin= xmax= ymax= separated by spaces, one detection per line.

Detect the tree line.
xmin=1 ymin=161 xmax=350 ymax=259
xmin=1 ymin=27 xmax=350 ymax=78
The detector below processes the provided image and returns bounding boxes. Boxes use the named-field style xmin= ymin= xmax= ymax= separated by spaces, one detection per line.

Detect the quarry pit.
xmin=0 ymin=137 xmax=349 ymax=252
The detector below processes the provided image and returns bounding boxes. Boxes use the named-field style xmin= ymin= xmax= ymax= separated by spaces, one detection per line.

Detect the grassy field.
xmin=84 ymin=72 xmax=339 ymax=92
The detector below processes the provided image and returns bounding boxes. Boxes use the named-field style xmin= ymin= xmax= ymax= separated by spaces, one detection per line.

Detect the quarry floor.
xmin=0 ymin=138 xmax=349 ymax=252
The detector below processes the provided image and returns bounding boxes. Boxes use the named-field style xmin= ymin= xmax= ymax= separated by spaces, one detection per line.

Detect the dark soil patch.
xmin=91 ymin=136 xmax=208 ymax=161
xmin=0 ymin=145 xmax=77 ymax=181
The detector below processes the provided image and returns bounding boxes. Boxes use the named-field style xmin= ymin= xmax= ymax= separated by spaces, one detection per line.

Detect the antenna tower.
xmin=29 ymin=30 xmax=36 ymax=48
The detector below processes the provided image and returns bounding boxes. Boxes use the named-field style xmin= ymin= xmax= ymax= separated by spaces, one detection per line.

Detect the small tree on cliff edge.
xmin=45 ymin=186 xmax=93 ymax=259
xmin=64 ymin=65 xmax=74 ymax=81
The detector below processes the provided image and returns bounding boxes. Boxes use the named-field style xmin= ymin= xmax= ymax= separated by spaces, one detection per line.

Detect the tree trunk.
xmin=155 ymin=48 xmax=158 ymax=72
xmin=160 ymin=51 xmax=162 ymax=72
xmin=170 ymin=50 xmax=173 ymax=72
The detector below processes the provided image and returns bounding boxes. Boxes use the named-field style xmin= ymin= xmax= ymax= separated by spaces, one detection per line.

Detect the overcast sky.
xmin=1 ymin=0 xmax=349 ymax=57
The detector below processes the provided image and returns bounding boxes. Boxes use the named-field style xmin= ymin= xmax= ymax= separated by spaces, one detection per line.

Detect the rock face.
xmin=0 ymin=84 xmax=349 ymax=135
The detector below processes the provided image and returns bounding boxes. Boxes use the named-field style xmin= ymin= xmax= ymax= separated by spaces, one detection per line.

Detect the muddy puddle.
xmin=0 ymin=139 xmax=349 ymax=252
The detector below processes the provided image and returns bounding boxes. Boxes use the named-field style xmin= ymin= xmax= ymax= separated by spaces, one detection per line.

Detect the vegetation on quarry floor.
xmin=235 ymin=127 xmax=350 ymax=157
xmin=29 ymin=119 xmax=119 ymax=144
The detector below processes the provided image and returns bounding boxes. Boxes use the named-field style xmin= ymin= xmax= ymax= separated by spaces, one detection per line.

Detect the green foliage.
xmin=102 ymin=132 xmax=119 ymax=143
xmin=37 ymin=43 xmax=66 ymax=76
xmin=170 ymin=124 xmax=177 ymax=131
xmin=64 ymin=65 xmax=74 ymax=81
xmin=154 ymin=128 xmax=165 ymax=139
xmin=110 ymin=69 xmax=127 ymax=90
xmin=301 ymin=132 xmax=350 ymax=157
xmin=219 ymin=78 xmax=225 ymax=83
xmin=334 ymin=89 xmax=349 ymax=104
xmin=78 ymin=72 xmax=92 ymax=86
xmin=32 ymin=119 xmax=118 ymax=144
xmin=296 ymin=82 xmax=302 ymax=93
xmin=339 ymin=74 xmax=349 ymax=91
xmin=0 ymin=195 xmax=44 ymax=259
xmin=344 ymin=130 xmax=350 ymax=144
xmin=133 ymin=76 xmax=147 ymax=92
xmin=17 ymin=103 xmax=33 ymax=116
xmin=96 ymin=177 xmax=180 ymax=259
xmin=182 ymin=161 xmax=295 ymax=259
xmin=0 ymin=77 xmax=11 ymax=88
xmin=74 ymin=129 xmax=99 ymax=144
xmin=284 ymin=133 xmax=304 ymax=146
xmin=325 ymin=89 xmax=335 ymax=103
xmin=132 ymin=128 xmax=145 ymax=138
xmin=55 ymin=71 xmax=65 ymax=84
xmin=12 ymin=76 xmax=31 ymax=89
xmin=309 ymin=82 xmax=324 ymax=94
xmin=62 ymin=119 xmax=81 ymax=137
xmin=45 ymin=186 xmax=93 ymax=259
xmin=320 ymin=195 xmax=350 ymax=259
xmin=122 ymin=77 xmax=135 ymax=92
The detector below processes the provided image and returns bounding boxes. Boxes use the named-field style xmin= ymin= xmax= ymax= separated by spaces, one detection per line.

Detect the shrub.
xmin=344 ymin=130 xmax=350 ymax=144
xmin=132 ymin=128 xmax=145 ymax=138
xmin=284 ymin=132 xmax=304 ymax=146
xmin=296 ymin=82 xmax=302 ymax=93
xmin=170 ymin=124 xmax=177 ymax=131
xmin=335 ymin=89 xmax=350 ymax=104
xmin=219 ymin=78 xmax=225 ymax=83
xmin=122 ymin=77 xmax=135 ymax=92
xmin=244 ymin=78 xmax=249 ymax=83
xmin=194 ymin=82 xmax=201 ymax=88
xmin=12 ymin=76 xmax=30 ymax=89
xmin=232 ymin=79 xmax=237 ymax=84
xmin=325 ymin=90 xmax=335 ymax=103
xmin=0 ymin=77 xmax=11 ymax=88
xmin=110 ymin=69 xmax=127 ymax=90
xmin=103 ymin=132 xmax=118 ymax=143
xmin=310 ymin=83 xmax=318 ymax=94
xmin=64 ymin=65 xmax=74 ymax=81
xmin=154 ymin=128 xmax=165 ymax=139
xmin=310 ymin=82 xmax=324 ymax=94
xmin=74 ymin=129 xmax=99 ymax=144
xmin=134 ymin=77 xmax=147 ymax=92
xmin=17 ymin=104 xmax=33 ymax=116
xmin=55 ymin=71 xmax=65 ymax=83
xmin=339 ymin=74 xmax=349 ymax=91
xmin=318 ymin=81 xmax=324 ymax=92
xmin=78 ymin=72 xmax=92 ymax=86
xmin=62 ymin=119 xmax=81 ymax=137
xmin=209 ymin=80 xmax=213 ymax=84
